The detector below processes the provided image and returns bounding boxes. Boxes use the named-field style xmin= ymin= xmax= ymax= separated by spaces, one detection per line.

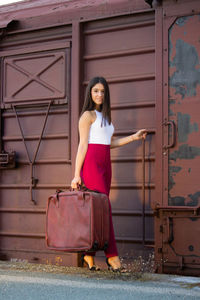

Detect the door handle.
xmin=163 ymin=120 xmax=176 ymax=149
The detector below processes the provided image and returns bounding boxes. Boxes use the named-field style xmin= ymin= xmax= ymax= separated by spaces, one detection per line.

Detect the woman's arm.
xmin=71 ymin=111 xmax=93 ymax=188
xmin=110 ymin=129 xmax=147 ymax=149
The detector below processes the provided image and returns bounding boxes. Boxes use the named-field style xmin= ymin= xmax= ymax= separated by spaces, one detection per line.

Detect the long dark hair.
xmin=81 ymin=76 xmax=111 ymax=125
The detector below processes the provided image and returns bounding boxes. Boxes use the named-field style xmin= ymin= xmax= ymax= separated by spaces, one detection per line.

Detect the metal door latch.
xmin=0 ymin=151 xmax=16 ymax=169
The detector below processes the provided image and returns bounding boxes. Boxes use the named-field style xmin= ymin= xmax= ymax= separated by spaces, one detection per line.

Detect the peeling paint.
xmin=187 ymin=191 xmax=200 ymax=206
xmin=168 ymin=26 xmax=173 ymax=66
xmin=168 ymin=174 xmax=175 ymax=191
xmin=175 ymin=16 xmax=192 ymax=27
xmin=169 ymin=191 xmax=200 ymax=206
xmin=170 ymin=39 xmax=200 ymax=99
xmin=168 ymin=99 xmax=176 ymax=116
xmin=170 ymin=144 xmax=200 ymax=161
xmin=169 ymin=196 xmax=185 ymax=206
xmin=169 ymin=109 xmax=175 ymax=116
xmin=170 ymin=166 xmax=182 ymax=173
xmin=169 ymin=99 xmax=176 ymax=105
xmin=177 ymin=112 xmax=198 ymax=143
xmin=169 ymin=166 xmax=182 ymax=191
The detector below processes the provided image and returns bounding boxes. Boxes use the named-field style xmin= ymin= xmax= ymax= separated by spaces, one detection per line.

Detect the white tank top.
xmin=88 ymin=110 xmax=114 ymax=145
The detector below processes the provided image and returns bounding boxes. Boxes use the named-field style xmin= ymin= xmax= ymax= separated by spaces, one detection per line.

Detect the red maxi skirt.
xmin=81 ymin=144 xmax=118 ymax=258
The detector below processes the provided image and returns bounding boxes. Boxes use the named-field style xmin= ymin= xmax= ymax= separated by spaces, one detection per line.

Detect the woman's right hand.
xmin=71 ymin=176 xmax=82 ymax=189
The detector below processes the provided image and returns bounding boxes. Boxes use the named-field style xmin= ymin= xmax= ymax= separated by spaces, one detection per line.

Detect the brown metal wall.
xmin=0 ymin=0 xmax=156 ymax=267
xmin=82 ymin=11 xmax=155 ymax=261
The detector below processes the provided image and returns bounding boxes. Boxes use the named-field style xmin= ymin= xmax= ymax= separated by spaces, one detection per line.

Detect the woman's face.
xmin=91 ymin=83 xmax=105 ymax=109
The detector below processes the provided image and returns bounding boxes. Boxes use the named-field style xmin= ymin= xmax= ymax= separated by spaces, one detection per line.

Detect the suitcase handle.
xmin=53 ymin=186 xmax=101 ymax=208
xmin=70 ymin=184 xmax=100 ymax=194
xmin=55 ymin=189 xmax=86 ymax=207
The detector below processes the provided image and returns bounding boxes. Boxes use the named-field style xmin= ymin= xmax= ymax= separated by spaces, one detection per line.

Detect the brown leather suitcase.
xmin=46 ymin=189 xmax=110 ymax=252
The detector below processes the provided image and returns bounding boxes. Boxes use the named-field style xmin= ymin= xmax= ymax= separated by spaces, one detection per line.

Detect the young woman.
xmin=71 ymin=77 xmax=147 ymax=272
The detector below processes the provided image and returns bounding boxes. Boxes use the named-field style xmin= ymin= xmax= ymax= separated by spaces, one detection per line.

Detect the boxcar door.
xmin=155 ymin=1 xmax=200 ymax=276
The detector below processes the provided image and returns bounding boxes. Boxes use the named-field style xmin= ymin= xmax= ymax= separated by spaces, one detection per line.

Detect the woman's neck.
xmin=94 ymin=105 xmax=102 ymax=112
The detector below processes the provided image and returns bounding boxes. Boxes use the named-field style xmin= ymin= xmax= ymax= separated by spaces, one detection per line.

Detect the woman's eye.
xmin=93 ymin=89 xmax=104 ymax=94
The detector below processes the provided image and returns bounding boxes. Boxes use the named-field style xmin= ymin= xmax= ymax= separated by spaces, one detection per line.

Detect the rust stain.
xmin=169 ymin=165 xmax=182 ymax=191
xmin=170 ymin=144 xmax=200 ymax=161
xmin=175 ymin=16 xmax=193 ymax=27
xmin=169 ymin=195 xmax=185 ymax=206
xmin=177 ymin=112 xmax=198 ymax=143
xmin=170 ymin=39 xmax=200 ymax=99
xmin=169 ymin=191 xmax=200 ymax=206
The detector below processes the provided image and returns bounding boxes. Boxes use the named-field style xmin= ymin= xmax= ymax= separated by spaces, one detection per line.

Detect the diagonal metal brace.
xmin=13 ymin=101 xmax=52 ymax=205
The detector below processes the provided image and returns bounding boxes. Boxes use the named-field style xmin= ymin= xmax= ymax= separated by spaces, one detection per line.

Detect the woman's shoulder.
xmin=79 ymin=110 xmax=96 ymax=124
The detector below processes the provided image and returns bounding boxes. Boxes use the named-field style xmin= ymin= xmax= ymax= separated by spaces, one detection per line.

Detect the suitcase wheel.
xmin=92 ymin=241 xmax=99 ymax=251
xmin=103 ymin=241 xmax=109 ymax=251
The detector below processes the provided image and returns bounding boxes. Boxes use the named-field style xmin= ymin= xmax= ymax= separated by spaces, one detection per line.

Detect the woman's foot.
xmin=81 ymin=255 xmax=100 ymax=271
xmin=106 ymin=256 xmax=127 ymax=273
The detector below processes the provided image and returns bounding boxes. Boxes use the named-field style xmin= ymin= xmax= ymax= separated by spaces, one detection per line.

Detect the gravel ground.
xmin=0 ymin=260 xmax=146 ymax=281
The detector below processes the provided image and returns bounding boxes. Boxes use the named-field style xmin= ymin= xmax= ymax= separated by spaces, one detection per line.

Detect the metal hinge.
xmin=0 ymin=151 xmax=16 ymax=169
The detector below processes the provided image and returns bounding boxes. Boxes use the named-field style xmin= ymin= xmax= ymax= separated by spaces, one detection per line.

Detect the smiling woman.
xmin=71 ymin=76 xmax=147 ymax=272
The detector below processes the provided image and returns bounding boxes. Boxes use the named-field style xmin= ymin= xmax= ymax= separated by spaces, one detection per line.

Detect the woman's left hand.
xmin=134 ymin=129 xmax=147 ymax=140
xmin=111 ymin=129 xmax=148 ymax=148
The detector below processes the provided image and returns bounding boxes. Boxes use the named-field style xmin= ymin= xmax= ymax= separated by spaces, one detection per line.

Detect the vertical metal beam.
xmin=155 ymin=5 xmax=164 ymax=273
xmin=142 ymin=138 xmax=146 ymax=246
xmin=0 ymin=106 xmax=2 ymax=152
xmin=71 ymin=21 xmax=82 ymax=267
xmin=70 ymin=21 xmax=81 ymax=176
xmin=0 ymin=58 xmax=3 ymax=152
xmin=155 ymin=6 xmax=163 ymax=208
xmin=71 ymin=21 xmax=82 ymax=177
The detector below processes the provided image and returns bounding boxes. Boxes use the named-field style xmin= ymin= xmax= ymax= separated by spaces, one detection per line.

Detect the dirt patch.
xmin=0 ymin=259 xmax=155 ymax=282
xmin=0 ymin=253 xmax=157 ymax=282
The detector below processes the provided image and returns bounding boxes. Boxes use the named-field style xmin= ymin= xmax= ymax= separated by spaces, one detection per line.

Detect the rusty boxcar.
xmin=0 ymin=0 xmax=200 ymax=276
